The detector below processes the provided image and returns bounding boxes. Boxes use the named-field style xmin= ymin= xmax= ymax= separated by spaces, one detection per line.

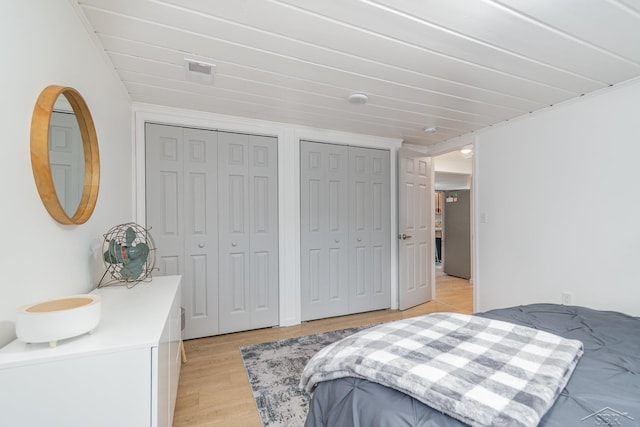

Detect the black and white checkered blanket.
xmin=300 ymin=312 xmax=584 ymax=427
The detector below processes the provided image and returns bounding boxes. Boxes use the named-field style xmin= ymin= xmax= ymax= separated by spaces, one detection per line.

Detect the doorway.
xmin=433 ymin=148 xmax=473 ymax=296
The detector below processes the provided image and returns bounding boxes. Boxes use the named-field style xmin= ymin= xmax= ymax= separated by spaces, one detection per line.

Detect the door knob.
xmin=335 ymin=239 xmax=340 ymax=243
xmin=357 ymin=237 xmax=362 ymax=242
xmin=198 ymin=243 xmax=205 ymax=248
xmin=400 ymin=233 xmax=412 ymax=240
xmin=231 ymin=242 xmax=237 ymax=247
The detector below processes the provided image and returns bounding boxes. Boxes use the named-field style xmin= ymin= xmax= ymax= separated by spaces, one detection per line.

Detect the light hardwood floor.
xmin=173 ymin=271 xmax=472 ymax=427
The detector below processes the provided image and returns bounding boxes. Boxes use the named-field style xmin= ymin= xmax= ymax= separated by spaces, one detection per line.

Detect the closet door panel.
xmin=348 ymin=147 xmax=390 ymax=313
xmin=301 ymin=143 xmax=390 ymax=319
xmin=155 ymin=170 xmax=181 ymax=276
xmin=348 ymin=147 xmax=371 ymax=313
xmin=249 ymin=135 xmax=279 ymax=328
xmin=349 ymin=147 xmax=391 ymax=313
xmin=300 ymin=141 xmax=349 ymax=321
xmin=373 ymin=245 xmax=384 ymax=294
xmin=146 ymin=123 xmax=184 ymax=280
xmin=183 ymin=128 xmax=219 ymax=339
xmin=146 ymin=124 xmax=220 ymax=339
xmin=218 ymin=132 xmax=252 ymax=333
xmin=368 ymin=148 xmax=391 ymax=310
xmin=218 ymin=133 xmax=279 ymax=333
xmin=148 ymin=125 xmax=278 ymax=338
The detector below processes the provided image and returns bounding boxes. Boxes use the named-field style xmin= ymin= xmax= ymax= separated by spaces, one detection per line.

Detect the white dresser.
xmin=0 ymin=275 xmax=182 ymax=427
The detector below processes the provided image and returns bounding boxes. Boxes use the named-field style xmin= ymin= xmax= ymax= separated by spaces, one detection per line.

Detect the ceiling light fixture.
xmin=423 ymin=126 xmax=437 ymax=134
xmin=348 ymin=93 xmax=368 ymax=104
xmin=460 ymin=148 xmax=472 ymax=155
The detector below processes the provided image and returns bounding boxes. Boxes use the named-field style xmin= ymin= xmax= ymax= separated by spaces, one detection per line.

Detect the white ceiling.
xmin=74 ymin=0 xmax=640 ymax=147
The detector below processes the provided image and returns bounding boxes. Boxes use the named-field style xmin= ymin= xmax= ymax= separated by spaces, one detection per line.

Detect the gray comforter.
xmin=301 ymin=312 xmax=583 ymax=427
xmin=304 ymin=304 xmax=640 ymax=427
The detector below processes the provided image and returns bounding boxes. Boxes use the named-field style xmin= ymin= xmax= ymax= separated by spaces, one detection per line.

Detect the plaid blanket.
xmin=300 ymin=312 xmax=583 ymax=427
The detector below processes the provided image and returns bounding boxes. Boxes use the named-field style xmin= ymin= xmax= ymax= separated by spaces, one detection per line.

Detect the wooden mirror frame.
xmin=31 ymin=85 xmax=100 ymax=224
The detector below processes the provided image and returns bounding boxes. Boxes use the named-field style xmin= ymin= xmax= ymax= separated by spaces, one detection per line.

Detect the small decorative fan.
xmin=98 ymin=222 xmax=156 ymax=288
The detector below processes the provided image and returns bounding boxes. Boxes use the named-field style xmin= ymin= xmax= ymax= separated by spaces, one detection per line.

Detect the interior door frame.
xmin=425 ymin=136 xmax=477 ymax=313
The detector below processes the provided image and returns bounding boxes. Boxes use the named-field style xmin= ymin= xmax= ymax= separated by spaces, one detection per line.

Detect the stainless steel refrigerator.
xmin=443 ymin=190 xmax=471 ymax=279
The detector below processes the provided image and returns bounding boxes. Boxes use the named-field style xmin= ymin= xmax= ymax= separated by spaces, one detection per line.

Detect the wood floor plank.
xmin=173 ymin=272 xmax=472 ymax=426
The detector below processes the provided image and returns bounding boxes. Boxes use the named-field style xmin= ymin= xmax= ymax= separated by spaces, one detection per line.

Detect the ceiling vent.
xmin=184 ymin=59 xmax=216 ymax=84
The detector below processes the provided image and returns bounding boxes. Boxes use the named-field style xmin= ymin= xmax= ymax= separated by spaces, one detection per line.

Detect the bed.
xmin=301 ymin=303 xmax=640 ymax=427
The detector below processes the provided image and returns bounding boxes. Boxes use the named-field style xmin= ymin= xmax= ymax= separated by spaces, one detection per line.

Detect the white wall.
xmin=0 ymin=1 xmax=132 ymax=345
xmin=475 ymin=78 xmax=640 ymax=316
xmin=434 ymin=156 xmax=472 ymax=175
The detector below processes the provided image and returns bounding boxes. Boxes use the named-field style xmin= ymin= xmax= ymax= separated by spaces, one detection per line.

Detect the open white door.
xmin=398 ymin=148 xmax=434 ymax=310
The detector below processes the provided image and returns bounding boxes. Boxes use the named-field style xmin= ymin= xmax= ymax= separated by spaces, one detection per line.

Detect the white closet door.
xmin=182 ymin=128 xmax=219 ymax=338
xmin=368 ymin=149 xmax=391 ymax=311
xmin=218 ymin=132 xmax=278 ymax=334
xmin=146 ymin=124 xmax=184 ymax=277
xmin=300 ymin=141 xmax=349 ymax=321
xmin=249 ymin=135 xmax=279 ymax=329
xmin=146 ymin=124 xmax=219 ymax=339
xmin=348 ymin=147 xmax=391 ymax=313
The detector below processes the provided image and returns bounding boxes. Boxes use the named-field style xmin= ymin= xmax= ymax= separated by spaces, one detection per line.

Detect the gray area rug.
xmin=240 ymin=325 xmax=374 ymax=427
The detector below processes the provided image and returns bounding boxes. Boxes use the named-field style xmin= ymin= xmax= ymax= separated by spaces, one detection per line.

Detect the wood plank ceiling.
xmin=75 ymin=0 xmax=640 ymax=147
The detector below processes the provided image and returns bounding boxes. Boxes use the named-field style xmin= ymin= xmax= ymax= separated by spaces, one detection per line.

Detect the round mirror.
xmin=31 ymin=86 xmax=100 ymax=224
